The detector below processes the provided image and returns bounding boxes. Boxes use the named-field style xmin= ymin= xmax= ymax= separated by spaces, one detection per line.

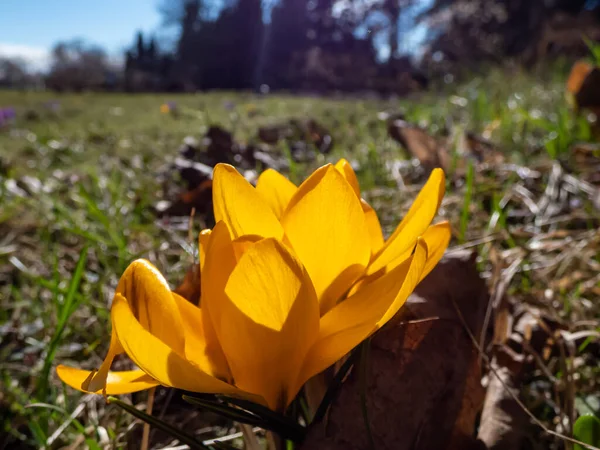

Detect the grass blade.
xmin=36 ymin=245 xmax=88 ymax=400
xmin=312 ymin=346 xmax=357 ymax=425
xmin=217 ymin=396 xmax=306 ymax=442
xmin=459 ymin=160 xmax=474 ymax=243
xmin=108 ymin=396 xmax=212 ymax=450
xmin=182 ymin=395 xmax=264 ymax=427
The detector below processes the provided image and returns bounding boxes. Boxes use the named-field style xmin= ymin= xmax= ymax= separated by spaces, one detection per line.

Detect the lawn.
xmin=1 ymin=63 xmax=599 ymax=449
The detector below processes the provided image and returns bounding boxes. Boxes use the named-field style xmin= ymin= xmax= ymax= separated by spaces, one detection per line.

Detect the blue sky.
xmin=0 ymin=0 xmax=162 ymax=69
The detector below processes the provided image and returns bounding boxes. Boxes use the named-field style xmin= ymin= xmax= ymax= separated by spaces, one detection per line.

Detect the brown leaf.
xmin=173 ymin=157 xmax=213 ymax=190
xmin=206 ymin=125 xmax=235 ymax=151
xmin=155 ymin=179 xmax=213 ymax=218
xmin=388 ymin=118 xmax=449 ymax=170
xmin=306 ymin=119 xmax=334 ymax=154
xmin=174 ymin=263 xmax=201 ymax=305
xmin=258 ymin=124 xmax=292 ymax=144
xmin=204 ymin=126 xmax=237 ymax=166
xmin=567 ymin=60 xmax=600 ymax=112
xmin=477 ymin=349 xmax=531 ymax=450
xmin=476 ymin=307 xmax=566 ymax=450
xmin=465 ymin=132 xmax=505 ymax=166
xmin=299 ymin=251 xmax=489 ymax=450
xmin=567 ymin=60 xmax=594 ymax=98
xmin=387 ymin=118 xmax=505 ymax=174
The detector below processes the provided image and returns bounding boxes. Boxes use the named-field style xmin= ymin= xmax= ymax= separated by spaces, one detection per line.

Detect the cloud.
xmin=0 ymin=43 xmax=51 ymax=71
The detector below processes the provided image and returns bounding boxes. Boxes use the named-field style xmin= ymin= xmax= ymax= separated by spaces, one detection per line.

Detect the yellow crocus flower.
xmin=57 ymin=160 xmax=450 ymax=412
xmin=226 ymin=159 xmax=450 ymax=313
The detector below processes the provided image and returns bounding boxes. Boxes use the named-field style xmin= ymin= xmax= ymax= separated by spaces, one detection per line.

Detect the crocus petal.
xmin=367 ymin=169 xmax=445 ymax=275
xmin=115 ymin=259 xmax=186 ymax=356
xmin=377 ymin=238 xmax=428 ymax=326
xmin=83 ymin=332 xmax=123 ymax=392
xmin=112 ymin=293 xmax=261 ymax=403
xmin=362 ymin=200 xmax=385 ymax=253
xmin=172 ymin=292 xmax=223 ymax=376
xmin=334 ymin=159 xmax=360 ymax=197
xmin=282 ymin=164 xmax=371 ymax=314
xmin=232 ymin=234 xmax=263 ymax=261
xmin=213 ymin=164 xmax=284 ymax=240
xmin=420 ymin=222 xmax=451 ymax=281
xmin=296 ymin=239 xmax=427 ymax=389
xmin=200 ymin=221 xmax=236 ymax=381
xmin=334 ymin=159 xmax=384 ymax=253
xmin=57 ymin=366 xmax=158 ymax=395
xmin=84 ymin=259 xmax=186 ymax=393
xmin=380 ymin=221 xmax=451 ymax=280
xmin=256 ymin=169 xmax=297 ymax=219
xmin=199 ymin=228 xmax=211 ymax=273
xmin=215 ymin=238 xmax=319 ymax=411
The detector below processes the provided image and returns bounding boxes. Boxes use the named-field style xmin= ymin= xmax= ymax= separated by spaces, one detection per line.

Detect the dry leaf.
xmin=155 ymin=180 xmax=213 ymax=218
xmin=567 ymin=60 xmax=600 ymax=113
xmin=388 ymin=118 xmax=449 ymax=170
xmin=174 ymin=263 xmax=201 ymax=305
xmin=300 ymin=251 xmax=489 ymax=450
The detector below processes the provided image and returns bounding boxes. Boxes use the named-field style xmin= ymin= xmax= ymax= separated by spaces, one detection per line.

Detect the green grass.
xmin=1 ymin=63 xmax=599 ymax=448
xmin=35 ymin=244 xmax=88 ymax=401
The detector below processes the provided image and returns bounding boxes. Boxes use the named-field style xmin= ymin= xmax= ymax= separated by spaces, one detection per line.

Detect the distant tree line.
xmin=0 ymin=57 xmax=43 ymax=89
xmin=45 ymin=40 xmax=121 ymax=91
xmin=419 ymin=0 xmax=600 ymax=75
xmin=2 ymin=0 xmax=600 ymax=93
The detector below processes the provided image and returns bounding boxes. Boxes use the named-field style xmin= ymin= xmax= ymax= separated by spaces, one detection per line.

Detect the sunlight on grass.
xmin=1 ymin=62 xmax=599 ymax=448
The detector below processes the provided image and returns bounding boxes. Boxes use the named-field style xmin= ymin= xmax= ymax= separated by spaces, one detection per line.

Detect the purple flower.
xmin=0 ymin=107 xmax=16 ymax=127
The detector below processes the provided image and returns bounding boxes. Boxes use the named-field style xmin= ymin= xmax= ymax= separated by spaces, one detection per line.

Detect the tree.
xmin=136 ymin=31 xmax=146 ymax=60
xmin=227 ymin=0 xmax=264 ymax=88
xmin=0 ymin=57 xmax=30 ymax=88
xmin=266 ymin=0 xmax=310 ymax=88
xmin=153 ymin=0 xmax=421 ymax=91
xmin=171 ymin=0 xmax=203 ymax=90
xmin=148 ymin=37 xmax=158 ymax=60
xmin=417 ymin=0 xmax=600 ymax=71
xmin=157 ymin=0 xmax=264 ymax=90
xmin=46 ymin=40 xmax=111 ymax=91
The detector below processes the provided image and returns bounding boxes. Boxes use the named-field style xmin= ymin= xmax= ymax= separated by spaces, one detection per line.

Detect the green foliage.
xmin=574 ymin=414 xmax=600 ymax=450
xmin=36 ymin=245 xmax=88 ymax=400
xmin=583 ymin=36 xmax=600 ymax=66
xmin=459 ymin=160 xmax=474 ymax=243
xmin=108 ymin=397 xmax=213 ymax=449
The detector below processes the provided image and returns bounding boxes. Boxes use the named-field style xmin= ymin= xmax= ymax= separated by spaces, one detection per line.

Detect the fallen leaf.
xmin=173 ymin=157 xmax=213 ymax=190
xmin=567 ymin=60 xmax=600 ymax=113
xmin=174 ymin=263 xmax=201 ymax=305
xmin=388 ymin=118 xmax=450 ymax=170
xmin=258 ymin=124 xmax=291 ymax=144
xmin=155 ymin=180 xmax=213 ymax=218
xmin=300 ymin=251 xmax=489 ymax=450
